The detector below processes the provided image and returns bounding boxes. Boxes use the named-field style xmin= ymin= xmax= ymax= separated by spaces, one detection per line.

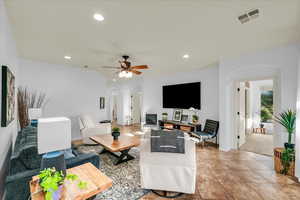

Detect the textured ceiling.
xmin=5 ymin=0 xmax=300 ymax=78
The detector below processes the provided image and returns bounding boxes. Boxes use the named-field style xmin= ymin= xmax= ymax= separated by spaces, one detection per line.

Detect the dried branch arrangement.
xmin=18 ymin=87 xmax=29 ymax=129
xmin=17 ymin=87 xmax=47 ymax=129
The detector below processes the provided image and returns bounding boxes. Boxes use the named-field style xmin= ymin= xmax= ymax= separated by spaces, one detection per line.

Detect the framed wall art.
xmin=1 ymin=66 xmax=16 ymax=127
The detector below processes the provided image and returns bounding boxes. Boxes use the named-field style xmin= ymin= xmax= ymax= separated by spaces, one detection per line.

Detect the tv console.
xmin=158 ymin=120 xmax=202 ymax=133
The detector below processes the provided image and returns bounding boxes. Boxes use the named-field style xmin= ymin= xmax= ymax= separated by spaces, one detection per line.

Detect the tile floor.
xmin=141 ymin=146 xmax=300 ymax=200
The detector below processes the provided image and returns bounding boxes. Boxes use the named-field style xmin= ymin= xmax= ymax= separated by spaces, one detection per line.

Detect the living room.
xmin=1 ymin=0 xmax=300 ymax=200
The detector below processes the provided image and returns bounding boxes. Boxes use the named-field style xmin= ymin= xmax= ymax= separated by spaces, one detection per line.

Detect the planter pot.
xmin=28 ymin=108 xmax=42 ymax=120
xmin=284 ymin=143 xmax=295 ymax=150
xmin=162 ymin=114 xmax=168 ymax=121
xmin=274 ymin=147 xmax=295 ymax=176
xmin=112 ymin=131 xmax=120 ymax=140
xmin=52 ymin=185 xmax=63 ymax=200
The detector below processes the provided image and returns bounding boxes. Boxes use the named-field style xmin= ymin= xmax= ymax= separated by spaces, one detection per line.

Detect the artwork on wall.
xmin=172 ymin=109 xmax=182 ymax=122
xmin=100 ymin=97 xmax=105 ymax=109
xmin=1 ymin=66 xmax=16 ymax=127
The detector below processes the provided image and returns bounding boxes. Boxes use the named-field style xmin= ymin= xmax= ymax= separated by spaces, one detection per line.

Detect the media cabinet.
xmin=158 ymin=120 xmax=202 ymax=132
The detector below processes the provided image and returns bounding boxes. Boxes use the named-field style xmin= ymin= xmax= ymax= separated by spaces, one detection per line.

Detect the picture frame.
xmin=172 ymin=109 xmax=182 ymax=121
xmin=1 ymin=66 xmax=16 ymax=127
xmin=181 ymin=114 xmax=189 ymax=123
xmin=100 ymin=97 xmax=105 ymax=109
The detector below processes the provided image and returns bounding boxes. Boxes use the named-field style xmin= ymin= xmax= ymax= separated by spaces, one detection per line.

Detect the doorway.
xmin=130 ymin=93 xmax=141 ymax=124
xmin=112 ymin=95 xmax=118 ymax=122
xmin=237 ymin=79 xmax=274 ymax=156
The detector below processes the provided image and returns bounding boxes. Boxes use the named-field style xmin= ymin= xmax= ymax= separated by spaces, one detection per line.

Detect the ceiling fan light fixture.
xmin=126 ymin=71 xmax=133 ymax=78
xmin=119 ymin=71 xmax=132 ymax=78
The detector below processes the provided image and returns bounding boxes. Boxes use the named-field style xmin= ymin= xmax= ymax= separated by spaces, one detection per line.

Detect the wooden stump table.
xmin=274 ymin=147 xmax=295 ymax=176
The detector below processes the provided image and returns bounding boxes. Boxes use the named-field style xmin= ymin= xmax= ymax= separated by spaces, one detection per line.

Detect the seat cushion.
xmin=195 ymin=131 xmax=213 ymax=139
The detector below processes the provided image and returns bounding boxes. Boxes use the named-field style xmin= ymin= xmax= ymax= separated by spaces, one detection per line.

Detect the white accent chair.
xmin=139 ymin=131 xmax=196 ymax=195
xmin=79 ymin=115 xmax=111 ymax=144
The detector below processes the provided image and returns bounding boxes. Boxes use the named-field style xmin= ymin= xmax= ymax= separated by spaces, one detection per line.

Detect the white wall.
xmin=219 ymin=44 xmax=300 ymax=151
xmin=296 ymin=55 xmax=300 ymax=179
xmin=142 ymin=65 xmax=219 ymax=124
xmin=19 ymin=59 xmax=109 ymax=140
xmin=0 ymin=0 xmax=19 ymax=197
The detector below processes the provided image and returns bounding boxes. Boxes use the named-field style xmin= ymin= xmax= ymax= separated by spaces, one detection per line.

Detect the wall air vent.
xmin=238 ymin=9 xmax=259 ymax=24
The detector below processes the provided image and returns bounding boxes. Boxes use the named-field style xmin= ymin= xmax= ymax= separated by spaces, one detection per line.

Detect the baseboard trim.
xmin=0 ymin=143 xmax=12 ymax=200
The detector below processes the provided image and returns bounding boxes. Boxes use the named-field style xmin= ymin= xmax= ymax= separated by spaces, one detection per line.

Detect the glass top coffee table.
xmin=90 ymin=134 xmax=140 ymax=165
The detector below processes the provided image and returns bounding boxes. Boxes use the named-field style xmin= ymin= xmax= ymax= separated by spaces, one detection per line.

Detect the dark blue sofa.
xmin=5 ymin=126 xmax=100 ymax=200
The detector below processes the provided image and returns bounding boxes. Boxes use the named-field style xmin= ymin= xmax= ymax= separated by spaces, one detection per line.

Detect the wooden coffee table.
xmin=90 ymin=134 xmax=140 ymax=165
xmin=29 ymin=163 xmax=112 ymax=200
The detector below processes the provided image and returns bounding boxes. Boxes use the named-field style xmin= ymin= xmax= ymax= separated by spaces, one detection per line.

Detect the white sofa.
xmin=139 ymin=131 xmax=196 ymax=194
xmin=79 ymin=115 xmax=111 ymax=144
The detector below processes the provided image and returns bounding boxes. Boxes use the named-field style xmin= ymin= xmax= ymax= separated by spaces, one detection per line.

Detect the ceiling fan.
xmin=101 ymin=55 xmax=149 ymax=78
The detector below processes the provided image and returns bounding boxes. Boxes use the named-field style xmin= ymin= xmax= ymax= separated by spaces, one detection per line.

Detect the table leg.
xmin=99 ymin=148 xmax=135 ymax=165
xmin=114 ymin=149 xmax=135 ymax=165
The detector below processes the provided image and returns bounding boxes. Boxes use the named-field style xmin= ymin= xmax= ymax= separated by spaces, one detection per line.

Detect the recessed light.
xmin=94 ymin=13 xmax=104 ymax=21
xmin=64 ymin=56 xmax=71 ymax=60
xmin=183 ymin=54 xmax=189 ymax=59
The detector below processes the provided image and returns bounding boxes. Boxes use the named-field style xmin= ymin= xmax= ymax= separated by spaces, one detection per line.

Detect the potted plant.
xmin=162 ymin=112 xmax=168 ymax=121
xmin=38 ymin=168 xmax=87 ymax=200
xmin=274 ymin=109 xmax=296 ymax=175
xmin=112 ymin=127 xmax=120 ymax=140
xmin=192 ymin=115 xmax=199 ymax=124
xmin=274 ymin=109 xmax=296 ymax=149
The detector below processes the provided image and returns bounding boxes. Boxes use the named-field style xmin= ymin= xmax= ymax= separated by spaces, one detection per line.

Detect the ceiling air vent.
xmin=238 ymin=9 xmax=259 ymax=24
xmin=238 ymin=14 xmax=249 ymax=24
xmin=248 ymin=9 xmax=259 ymax=19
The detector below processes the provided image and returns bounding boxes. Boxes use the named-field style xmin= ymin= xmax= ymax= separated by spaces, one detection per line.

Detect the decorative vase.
xmin=112 ymin=131 xmax=120 ymax=140
xmin=260 ymin=123 xmax=264 ymax=128
xmin=162 ymin=114 xmax=168 ymax=121
xmin=284 ymin=143 xmax=295 ymax=149
xmin=52 ymin=185 xmax=63 ymax=200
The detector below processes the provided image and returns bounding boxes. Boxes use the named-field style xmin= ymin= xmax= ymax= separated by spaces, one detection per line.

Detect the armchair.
xmin=193 ymin=119 xmax=219 ymax=146
xmin=79 ymin=115 xmax=111 ymax=144
xmin=140 ymin=130 xmax=196 ymax=196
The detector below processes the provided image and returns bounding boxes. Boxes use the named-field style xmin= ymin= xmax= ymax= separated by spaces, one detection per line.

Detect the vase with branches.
xmin=17 ymin=87 xmax=47 ymax=129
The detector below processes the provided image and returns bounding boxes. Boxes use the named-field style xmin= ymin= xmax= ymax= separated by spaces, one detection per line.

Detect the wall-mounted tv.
xmin=162 ymin=82 xmax=201 ymax=109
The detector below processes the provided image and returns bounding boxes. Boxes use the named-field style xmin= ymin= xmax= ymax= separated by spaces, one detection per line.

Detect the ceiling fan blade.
xmin=130 ymin=65 xmax=149 ymax=70
xmin=101 ymin=66 xmax=120 ymax=69
xmin=131 ymin=70 xmax=142 ymax=75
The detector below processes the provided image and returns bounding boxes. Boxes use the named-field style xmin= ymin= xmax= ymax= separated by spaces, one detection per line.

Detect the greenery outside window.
xmin=261 ymin=90 xmax=273 ymax=123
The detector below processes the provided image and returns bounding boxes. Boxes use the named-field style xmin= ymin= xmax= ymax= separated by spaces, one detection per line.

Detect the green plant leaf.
xmin=274 ymin=109 xmax=296 ymax=144
xmin=45 ymin=191 xmax=53 ymax=200
xmin=78 ymin=181 xmax=88 ymax=190
xmin=66 ymin=173 xmax=78 ymax=181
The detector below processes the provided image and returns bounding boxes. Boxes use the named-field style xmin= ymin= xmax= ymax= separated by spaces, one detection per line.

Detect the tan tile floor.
xmin=74 ymin=123 xmax=300 ymax=200
xmin=141 ymin=146 xmax=300 ymax=200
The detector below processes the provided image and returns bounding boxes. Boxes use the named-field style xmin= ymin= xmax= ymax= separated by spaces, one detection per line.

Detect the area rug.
xmin=76 ymin=145 xmax=150 ymax=200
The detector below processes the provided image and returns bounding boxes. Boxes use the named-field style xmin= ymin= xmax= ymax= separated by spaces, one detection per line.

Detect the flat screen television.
xmin=162 ymin=82 xmax=201 ymax=109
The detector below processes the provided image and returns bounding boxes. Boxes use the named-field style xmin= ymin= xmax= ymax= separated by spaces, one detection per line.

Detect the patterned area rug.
xmin=76 ymin=145 xmax=150 ymax=200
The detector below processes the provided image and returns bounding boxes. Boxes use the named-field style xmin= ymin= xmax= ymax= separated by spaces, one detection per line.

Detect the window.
xmin=261 ymin=90 xmax=273 ymax=123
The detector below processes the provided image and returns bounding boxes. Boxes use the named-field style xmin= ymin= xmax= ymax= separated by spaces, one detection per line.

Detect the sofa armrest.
xmin=66 ymin=153 xmax=100 ymax=169
xmin=5 ymin=169 xmax=40 ymax=200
